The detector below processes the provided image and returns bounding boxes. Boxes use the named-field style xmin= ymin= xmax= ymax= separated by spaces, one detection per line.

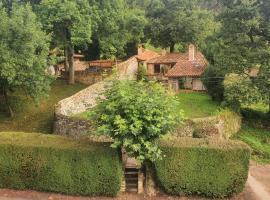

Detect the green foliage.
xmin=202 ymin=65 xmax=225 ymax=102
xmin=0 ymin=3 xmax=51 ymax=101
xmin=224 ymin=74 xmax=263 ymax=111
xmin=91 ymin=80 xmax=183 ymax=162
xmin=218 ymin=109 xmax=242 ymax=139
xmin=39 ymin=0 xmax=94 ymax=47
xmin=155 ymin=138 xmax=251 ymax=198
xmin=146 ymin=0 xmax=217 ymax=51
xmin=234 ymin=124 xmax=270 ymax=164
xmin=0 ymin=132 xmax=122 ymax=196
xmin=137 ymin=64 xmax=147 ymax=80
xmin=208 ymin=0 xmax=270 ymax=112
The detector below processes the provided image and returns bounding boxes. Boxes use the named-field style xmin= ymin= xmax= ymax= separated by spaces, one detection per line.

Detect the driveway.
xmin=0 ymin=164 xmax=268 ymax=200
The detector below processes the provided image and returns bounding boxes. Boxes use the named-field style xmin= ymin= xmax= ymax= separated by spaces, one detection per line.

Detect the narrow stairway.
xmin=125 ymin=168 xmax=139 ymax=193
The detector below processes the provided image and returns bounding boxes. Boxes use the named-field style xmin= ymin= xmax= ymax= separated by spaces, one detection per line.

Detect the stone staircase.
xmin=125 ymin=168 xmax=139 ymax=193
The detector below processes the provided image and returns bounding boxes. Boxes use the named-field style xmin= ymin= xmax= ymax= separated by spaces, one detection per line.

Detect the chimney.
xmin=188 ymin=44 xmax=196 ymax=61
xmin=161 ymin=49 xmax=167 ymax=56
xmin=138 ymin=45 xmax=144 ymax=56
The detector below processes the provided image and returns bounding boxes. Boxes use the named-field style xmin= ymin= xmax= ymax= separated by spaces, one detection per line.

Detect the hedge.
xmin=155 ymin=138 xmax=250 ymax=198
xmin=0 ymin=132 xmax=122 ymax=197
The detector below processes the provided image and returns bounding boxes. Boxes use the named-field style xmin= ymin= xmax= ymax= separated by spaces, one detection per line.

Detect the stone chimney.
xmin=188 ymin=44 xmax=196 ymax=61
xmin=138 ymin=45 xmax=144 ymax=56
xmin=161 ymin=49 xmax=167 ymax=56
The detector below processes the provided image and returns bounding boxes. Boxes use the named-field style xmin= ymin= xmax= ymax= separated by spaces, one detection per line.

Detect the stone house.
xmin=146 ymin=44 xmax=208 ymax=91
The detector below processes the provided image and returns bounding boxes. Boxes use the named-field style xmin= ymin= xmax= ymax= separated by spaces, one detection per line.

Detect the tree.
xmin=0 ymin=3 xmax=51 ymax=117
xmin=84 ymin=0 xmax=147 ymax=59
xmin=38 ymin=0 xmax=94 ymax=84
xmin=145 ymin=0 xmax=217 ymax=52
xmin=212 ymin=0 xmax=270 ymax=112
xmin=91 ymin=80 xmax=183 ymax=162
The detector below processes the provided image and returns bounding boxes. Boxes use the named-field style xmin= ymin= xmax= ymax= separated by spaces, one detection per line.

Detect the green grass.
xmin=176 ymin=92 xmax=220 ymax=118
xmin=0 ymin=80 xmax=86 ymax=133
xmin=235 ymin=124 xmax=270 ymax=164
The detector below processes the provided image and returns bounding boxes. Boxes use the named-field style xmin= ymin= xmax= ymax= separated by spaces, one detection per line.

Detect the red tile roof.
xmin=146 ymin=48 xmax=208 ymax=77
xmin=166 ymin=52 xmax=208 ymax=77
xmin=148 ymin=53 xmax=188 ymax=64
xmin=136 ymin=49 xmax=160 ymax=61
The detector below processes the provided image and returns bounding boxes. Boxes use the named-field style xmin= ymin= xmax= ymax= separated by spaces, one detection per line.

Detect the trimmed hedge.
xmin=0 ymin=132 xmax=122 ymax=197
xmin=155 ymin=138 xmax=250 ymax=198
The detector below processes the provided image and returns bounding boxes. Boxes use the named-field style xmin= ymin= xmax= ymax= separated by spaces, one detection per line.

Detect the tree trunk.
xmin=170 ymin=43 xmax=175 ymax=53
xmin=3 ymin=87 xmax=14 ymax=118
xmin=64 ymin=47 xmax=69 ymax=72
xmin=67 ymin=44 xmax=75 ymax=84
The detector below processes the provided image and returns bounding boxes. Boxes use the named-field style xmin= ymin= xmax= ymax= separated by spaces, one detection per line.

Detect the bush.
xmin=218 ymin=109 xmax=242 ymax=139
xmin=192 ymin=117 xmax=220 ymax=139
xmin=155 ymin=138 xmax=250 ymax=198
xmin=0 ymin=132 xmax=122 ymax=197
xmin=91 ymin=80 xmax=183 ymax=162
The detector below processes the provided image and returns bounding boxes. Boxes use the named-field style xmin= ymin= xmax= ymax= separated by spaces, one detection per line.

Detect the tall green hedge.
xmin=0 ymin=132 xmax=122 ymax=197
xmin=155 ymin=138 xmax=250 ymax=198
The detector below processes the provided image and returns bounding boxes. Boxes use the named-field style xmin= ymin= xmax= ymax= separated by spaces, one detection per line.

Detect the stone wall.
xmin=116 ymin=56 xmax=138 ymax=80
xmin=54 ymin=56 xmax=139 ymax=136
xmin=64 ymin=71 xmax=105 ymax=85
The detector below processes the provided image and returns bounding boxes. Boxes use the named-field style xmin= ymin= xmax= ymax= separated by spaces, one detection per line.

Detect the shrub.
xmin=91 ymin=80 xmax=183 ymax=162
xmin=218 ymin=109 xmax=242 ymax=139
xmin=192 ymin=117 xmax=220 ymax=139
xmin=0 ymin=132 xmax=122 ymax=197
xmin=155 ymin=138 xmax=250 ymax=198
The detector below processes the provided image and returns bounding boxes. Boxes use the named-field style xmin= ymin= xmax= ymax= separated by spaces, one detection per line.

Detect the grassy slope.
xmin=235 ymin=124 xmax=270 ymax=164
xmin=176 ymin=92 xmax=220 ymax=118
xmin=0 ymin=80 xmax=86 ymax=133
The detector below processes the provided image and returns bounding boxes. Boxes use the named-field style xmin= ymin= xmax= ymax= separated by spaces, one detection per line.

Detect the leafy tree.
xmin=224 ymin=74 xmax=263 ymax=111
xmin=145 ymin=0 xmax=217 ymax=52
xmin=84 ymin=0 xmax=146 ymax=59
xmin=91 ymin=80 xmax=183 ymax=162
xmin=212 ymin=0 xmax=270 ymax=112
xmin=0 ymin=3 xmax=51 ymax=117
xmin=38 ymin=0 xmax=95 ymax=84
xmin=202 ymin=65 xmax=225 ymax=102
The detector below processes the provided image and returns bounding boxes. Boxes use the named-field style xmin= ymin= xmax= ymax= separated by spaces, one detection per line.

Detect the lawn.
xmin=0 ymin=79 xmax=86 ymax=133
xmin=176 ymin=92 xmax=220 ymax=118
xmin=235 ymin=124 xmax=270 ymax=164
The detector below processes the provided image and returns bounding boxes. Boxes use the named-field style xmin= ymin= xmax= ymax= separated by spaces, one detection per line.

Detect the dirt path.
xmin=0 ymin=164 xmax=268 ymax=200
xmin=245 ymin=164 xmax=270 ymax=200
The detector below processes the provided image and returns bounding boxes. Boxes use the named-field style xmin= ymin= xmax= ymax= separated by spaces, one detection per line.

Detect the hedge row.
xmin=155 ymin=138 xmax=250 ymax=198
xmin=0 ymin=132 xmax=122 ymax=197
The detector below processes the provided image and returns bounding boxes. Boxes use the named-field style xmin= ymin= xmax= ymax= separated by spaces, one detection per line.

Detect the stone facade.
xmin=64 ymin=71 xmax=105 ymax=85
xmin=54 ymin=56 xmax=140 ymax=136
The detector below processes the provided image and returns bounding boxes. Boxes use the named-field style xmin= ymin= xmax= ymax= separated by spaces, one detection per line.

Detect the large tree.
xmin=145 ymin=0 xmax=217 ymax=52
xmin=38 ymin=0 xmax=94 ymax=84
xmin=211 ymin=0 xmax=270 ymax=112
xmin=0 ymin=3 xmax=51 ymax=117
xmin=84 ymin=0 xmax=146 ymax=59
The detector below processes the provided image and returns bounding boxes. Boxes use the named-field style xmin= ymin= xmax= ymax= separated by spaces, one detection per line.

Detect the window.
xmin=154 ymin=64 xmax=161 ymax=74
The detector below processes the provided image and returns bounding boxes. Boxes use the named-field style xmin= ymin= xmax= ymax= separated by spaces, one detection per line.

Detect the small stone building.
xmin=146 ymin=44 xmax=208 ymax=91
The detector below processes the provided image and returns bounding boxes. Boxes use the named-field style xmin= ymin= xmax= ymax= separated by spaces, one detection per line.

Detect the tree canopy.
xmin=0 ymin=3 xmax=51 ymax=116
xmin=38 ymin=0 xmax=95 ymax=84
xmin=145 ymin=0 xmax=217 ymax=52
xmin=91 ymin=80 xmax=183 ymax=162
